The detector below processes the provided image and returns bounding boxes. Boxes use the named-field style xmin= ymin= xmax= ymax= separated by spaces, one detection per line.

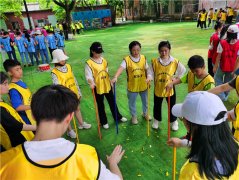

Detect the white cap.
xmin=52 ymin=49 xmax=69 ymax=63
xmin=172 ymin=91 xmax=227 ymax=126
xmin=35 ymin=30 xmax=42 ymax=35
xmin=227 ymin=25 xmax=239 ymax=33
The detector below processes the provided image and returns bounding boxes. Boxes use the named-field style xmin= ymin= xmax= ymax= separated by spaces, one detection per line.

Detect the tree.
xmin=0 ymin=0 xmax=22 ymax=20
xmin=52 ymin=0 xmax=77 ymax=32
xmin=105 ymin=0 xmax=125 ymax=25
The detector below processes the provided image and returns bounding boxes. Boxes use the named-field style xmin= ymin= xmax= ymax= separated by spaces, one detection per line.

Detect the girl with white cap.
xmin=168 ymin=91 xmax=239 ymax=179
xmin=51 ymin=49 xmax=91 ymax=138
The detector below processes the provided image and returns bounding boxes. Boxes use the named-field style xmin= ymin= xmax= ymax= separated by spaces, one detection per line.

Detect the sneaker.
xmin=103 ymin=123 xmax=109 ymax=129
xmin=67 ymin=130 xmax=76 ymax=139
xmin=78 ymin=122 xmax=92 ymax=129
xmin=142 ymin=113 xmax=152 ymax=121
xmin=170 ymin=120 xmax=179 ymax=131
xmin=120 ymin=117 xmax=127 ymax=122
xmin=152 ymin=119 xmax=159 ymax=129
xmin=131 ymin=116 xmax=138 ymax=125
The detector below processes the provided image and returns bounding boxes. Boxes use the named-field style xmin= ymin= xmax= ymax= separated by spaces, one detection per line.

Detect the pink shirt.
xmin=41 ymin=29 xmax=47 ymax=37
xmin=9 ymin=32 xmax=15 ymax=41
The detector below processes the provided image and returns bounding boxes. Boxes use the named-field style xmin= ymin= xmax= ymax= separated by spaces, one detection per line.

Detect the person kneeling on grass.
xmin=0 ymin=85 xmax=125 ymax=180
xmin=167 ymin=91 xmax=239 ymax=179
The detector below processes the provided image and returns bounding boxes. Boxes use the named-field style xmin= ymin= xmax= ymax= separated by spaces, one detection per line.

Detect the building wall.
xmin=199 ymin=0 xmax=239 ymax=11
xmin=4 ymin=10 xmax=54 ymax=31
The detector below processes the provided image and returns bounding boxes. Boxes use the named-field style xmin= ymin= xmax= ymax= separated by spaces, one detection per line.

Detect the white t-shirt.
xmin=24 ymin=138 xmax=120 ymax=180
xmin=149 ymin=56 xmax=186 ymax=79
xmin=120 ymin=55 xmax=152 ymax=80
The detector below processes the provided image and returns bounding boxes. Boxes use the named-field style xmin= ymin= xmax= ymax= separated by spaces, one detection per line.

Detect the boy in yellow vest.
xmin=0 ymin=71 xmax=36 ymax=152
xmin=208 ymin=75 xmax=239 ymax=140
xmin=51 ymin=49 xmax=91 ymax=138
xmin=211 ymin=8 xmax=218 ymax=29
xmin=200 ymin=8 xmax=207 ymax=29
xmin=220 ymin=10 xmax=227 ymax=24
xmin=207 ymin=8 xmax=213 ymax=28
xmin=0 ymin=84 xmax=125 ymax=179
xmin=3 ymin=60 xmax=36 ymax=126
xmin=166 ymin=55 xmax=215 ymax=139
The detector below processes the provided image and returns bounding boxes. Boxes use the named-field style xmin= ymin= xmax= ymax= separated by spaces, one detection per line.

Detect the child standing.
xmin=200 ymin=9 xmax=207 ymax=29
xmin=85 ymin=42 xmax=127 ymax=129
xmin=55 ymin=30 xmax=65 ymax=52
xmin=0 ymin=31 xmax=18 ymax=61
xmin=3 ymin=60 xmax=36 ymax=125
xmin=15 ymin=31 xmax=31 ymax=66
xmin=51 ymin=49 xmax=91 ymax=138
xmin=46 ymin=30 xmax=57 ymax=59
xmin=35 ymin=30 xmax=49 ymax=64
xmin=0 ymin=71 xmax=35 ymax=152
xmin=208 ymin=21 xmax=223 ymax=77
xmin=151 ymin=41 xmax=186 ymax=131
xmin=24 ymin=33 xmax=40 ymax=65
xmin=213 ymin=25 xmax=239 ymax=101
xmin=111 ymin=41 xmax=152 ymax=124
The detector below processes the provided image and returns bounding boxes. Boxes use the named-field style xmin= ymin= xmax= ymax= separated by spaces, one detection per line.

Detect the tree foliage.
xmin=0 ymin=0 xmax=22 ymax=20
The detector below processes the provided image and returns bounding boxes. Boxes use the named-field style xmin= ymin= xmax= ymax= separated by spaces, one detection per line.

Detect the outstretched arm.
xmin=111 ymin=66 xmax=124 ymax=84
xmin=208 ymin=83 xmax=233 ymax=94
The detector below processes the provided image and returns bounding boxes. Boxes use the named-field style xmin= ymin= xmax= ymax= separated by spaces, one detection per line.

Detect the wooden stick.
xmin=92 ymin=88 xmax=102 ymax=140
xmin=72 ymin=117 xmax=79 ymax=143
xmin=147 ymin=83 xmax=150 ymax=136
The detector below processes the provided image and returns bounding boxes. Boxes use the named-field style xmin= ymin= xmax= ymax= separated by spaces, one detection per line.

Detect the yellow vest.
xmin=44 ymin=25 xmax=49 ymax=30
xmin=79 ymin=22 xmax=84 ymax=29
xmin=200 ymin=13 xmax=207 ymax=21
xmin=51 ymin=64 xmax=80 ymax=99
xmin=59 ymin=24 xmax=63 ymax=31
xmin=221 ymin=12 xmax=227 ymax=21
xmin=152 ymin=58 xmax=178 ymax=97
xmin=187 ymin=71 xmax=215 ymax=92
xmin=236 ymin=76 xmax=239 ymax=95
xmin=212 ymin=12 xmax=217 ymax=20
xmin=9 ymin=82 xmax=35 ymax=125
xmin=86 ymin=58 xmax=111 ymax=95
xmin=71 ymin=23 xmax=75 ymax=30
xmin=229 ymin=8 xmax=234 ymax=16
xmin=75 ymin=23 xmax=80 ymax=29
xmin=0 ymin=144 xmax=99 ymax=179
xmin=234 ymin=102 xmax=239 ymax=141
xmin=125 ymin=55 xmax=147 ymax=92
xmin=179 ymin=157 xmax=239 ymax=180
xmin=0 ymin=102 xmax=34 ymax=150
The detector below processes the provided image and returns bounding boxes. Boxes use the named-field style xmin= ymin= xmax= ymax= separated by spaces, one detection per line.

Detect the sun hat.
xmin=227 ymin=25 xmax=239 ymax=33
xmin=35 ymin=30 xmax=42 ymax=35
xmin=52 ymin=49 xmax=69 ymax=63
xmin=172 ymin=91 xmax=227 ymax=126
xmin=90 ymin=42 xmax=104 ymax=54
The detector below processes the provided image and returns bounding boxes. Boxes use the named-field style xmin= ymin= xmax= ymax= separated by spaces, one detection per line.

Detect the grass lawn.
xmin=1 ymin=22 xmax=238 ymax=179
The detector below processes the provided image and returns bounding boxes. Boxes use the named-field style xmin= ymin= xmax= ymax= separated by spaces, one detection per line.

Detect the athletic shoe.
xmin=142 ymin=113 xmax=152 ymax=121
xmin=152 ymin=119 xmax=160 ymax=129
xmin=78 ymin=122 xmax=92 ymax=129
xmin=170 ymin=120 xmax=179 ymax=131
xmin=120 ymin=117 xmax=127 ymax=122
xmin=131 ymin=116 xmax=138 ymax=125
xmin=67 ymin=130 xmax=76 ymax=139
xmin=103 ymin=123 xmax=109 ymax=129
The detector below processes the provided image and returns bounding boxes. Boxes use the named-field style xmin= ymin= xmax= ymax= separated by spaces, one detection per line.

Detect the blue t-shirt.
xmin=35 ymin=35 xmax=47 ymax=50
xmin=15 ymin=37 xmax=27 ymax=53
xmin=0 ymin=37 xmax=12 ymax=52
xmin=9 ymin=80 xmax=31 ymax=124
xmin=55 ymin=33 xmax=65 ymax=47
xmin=24 ymin=38 xmax=35 ymax=52
xmin=46 ymin=34 xmax=57 ymax=49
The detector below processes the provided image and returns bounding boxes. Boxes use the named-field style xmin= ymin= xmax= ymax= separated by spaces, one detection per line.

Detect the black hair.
xmin=3 ymin=59 xmax=21 ymax=72
xmin=129 ymin=41 xmax=141 ymax=52
xmin=90 ymin=42 xmax=103 ymax=57
xmin=3 ymin=31 xmax=9 ymax=36
xmin=214 ymin=21 xmax=222 ymax=31
xmin=0 ymin=71 xmax=8 ymax=84
xmin=16 ymin=31 xmax=21 ymax=36
xmin=227 ymin=32 xmax=238 ymax=43
xmin=158 ymin=41 xmax=171 ymax=51
xmin=31 ymin=85 xmax=79 ymax=125
xmin=25 ymin=32 xmax=31 ymax=42
xmin=220 ymin=25 xmax=230 ymax=39
xmin=188 ymin=121 xmax=238 ymax=179
xmin=187 ymin=55 xmax=205 ymax=69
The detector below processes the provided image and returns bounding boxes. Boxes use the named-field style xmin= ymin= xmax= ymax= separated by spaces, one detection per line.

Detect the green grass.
xmin=1 ymin=22 xmax=238 ymax=179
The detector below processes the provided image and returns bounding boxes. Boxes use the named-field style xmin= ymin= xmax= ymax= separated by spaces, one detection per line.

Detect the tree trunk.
xmin=65 ymin=8 xmax=72 ymax=33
